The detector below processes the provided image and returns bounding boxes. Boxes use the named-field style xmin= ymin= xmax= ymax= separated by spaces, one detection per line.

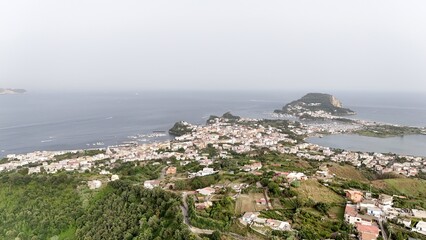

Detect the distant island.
xmin=274 ymin=93 xmax=355 ymax=118
xmin=0 ymin=88 xmax=26 ymax=95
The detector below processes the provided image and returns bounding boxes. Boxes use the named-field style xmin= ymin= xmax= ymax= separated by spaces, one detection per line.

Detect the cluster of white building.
xmin=240 ymin=211 xmax=292 ymax=232
xmin=344 ymin=190 xmax=426 ymax=239
xmin=1 ymin=116 xmax=425 ymax=182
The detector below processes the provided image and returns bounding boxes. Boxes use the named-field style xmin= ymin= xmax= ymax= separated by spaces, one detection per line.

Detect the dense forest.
xmin=0 ymin=171 xmax=194 ymax=240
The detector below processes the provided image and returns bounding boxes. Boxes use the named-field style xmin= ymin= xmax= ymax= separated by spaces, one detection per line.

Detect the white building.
xmin=413 ymin=221 xmax=426 ymax=235
xmin=144 ymin=180 xmax=160 ymax=189
xmin=88 ymin=180 xmax=102 ymax=190
xmin=196 ymin=187 xmax=216 ymax=196
xmin=412 ymin=209 xmax=426 ymax=219
xmin=241 ymin=212 xmax=260 ymax=224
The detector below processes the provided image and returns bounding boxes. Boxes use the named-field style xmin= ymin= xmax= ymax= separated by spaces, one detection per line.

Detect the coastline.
xmin=2 ymin=113 xmax=426 ymax=178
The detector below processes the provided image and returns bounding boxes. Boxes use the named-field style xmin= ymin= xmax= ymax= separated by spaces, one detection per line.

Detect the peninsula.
xmin=274 ymin=93 xmax=355 ymax=118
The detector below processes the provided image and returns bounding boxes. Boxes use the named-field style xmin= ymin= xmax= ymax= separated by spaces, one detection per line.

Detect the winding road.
xmin=180 ymin=192 xmax=248 ymax=239
xmin=181 ymin=192 xmax=214 ymax=235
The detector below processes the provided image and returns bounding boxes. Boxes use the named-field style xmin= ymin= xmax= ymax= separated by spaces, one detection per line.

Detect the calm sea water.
xmin=1 ymin=91 xmax=426 ymax=157
xmin=309 ymin=134 xmax=426 ymax=157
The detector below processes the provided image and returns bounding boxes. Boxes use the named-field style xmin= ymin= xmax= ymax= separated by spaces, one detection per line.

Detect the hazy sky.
xmin=1 ymin=0 xmax=426 ymax=92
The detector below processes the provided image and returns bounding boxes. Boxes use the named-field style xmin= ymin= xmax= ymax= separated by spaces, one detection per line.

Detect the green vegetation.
xmin=275 ymin=93 xmax=355 ymax=116
xmin=373 ymin=178 xmax=426 ymax=209
xmin=0 ymin=172 xmax=83 ymax=239
xmin=0 ymin=157 xmax=10 ymax=164
xmin=54 ymin=149 xmax=106 ymax=161
xmin=295 ymin=179 xmax=345 ymax=204
xmin=222 ymin=112 xmax=241 ymax=121
xmin=0 ymin=170 xmax=193 ymax=239
xmin=76 ymin=181 xmax=192 ymax=240
xmin=206 ymin=115 xmax=219 ymax=124
xmin=175 ymin=174 xmax=219 ymax=190
xmin=355 ymin=124 xmax=423 ymax=138
xmin=385 ymin=221 xmax=426 ymax=240
xmin=327 ymin=163 xmax=370 ymax=182
xmin=169 ymin=121 xmax=194 ymax=136
xmin=373 ymin=178 xmax=426 ymax=198
xmin=112 ymin=161 xmax=163 ymax=183
xmin=187 ymin=196 xmax=228 ymax=230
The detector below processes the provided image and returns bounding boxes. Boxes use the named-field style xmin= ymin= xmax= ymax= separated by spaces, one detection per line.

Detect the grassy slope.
xmin=327 ymin=163 xmax=370 ymax=182
xmin=295 ymin=179 xmax=345 ymax=204
xmin=373 ymin=178 xmax=426 ymax=198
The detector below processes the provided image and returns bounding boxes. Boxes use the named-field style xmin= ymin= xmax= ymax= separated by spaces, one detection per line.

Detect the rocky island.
xmin=275 ymin=93 xmax=355 ymax=118
xmin=168 ymin=121 xmax=194 ymax=136
xmin=0 ymin=88 xmax=26 ymax=95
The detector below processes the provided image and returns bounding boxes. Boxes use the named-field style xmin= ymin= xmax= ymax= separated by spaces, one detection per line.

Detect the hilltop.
xmin=275 ymin=93 xmax=355 ymax=118
xmin=0 ymin=88 xmax=26 ymax=95
xmin=169 ymin=121 xmax=194 ymax=136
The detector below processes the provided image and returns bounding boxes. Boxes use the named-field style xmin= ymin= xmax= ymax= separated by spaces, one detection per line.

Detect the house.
xmin=398 ymin=219 xmax=412 ymax=229
xmin=413 ymin=221 xmax=426 ymax=235
xmin=345 ymin=190 xmax=364 ymax=203
xmin=367 ymin=207 xmax=382 ymax=217
xmin=359 ymin=199 xmax=377 ymax=210
xmin=242 ymin=162 xmax=262 ymax=172
xmin=100 ymin=170 xmax=111 ymax=175
xmin=345 ymin=205 xmax=374 ymax=226
xmin=88 ymin=180 xmax=102 ymax=190
xmin=286 ymin=172 xmax=307 ymax=182
xmin=412 ymin=209 xmax=426 ymax=219
xmin=189 ymin=167 xmax=217 ymax=178
xmin=356 ymin=223 xmax=380 ymax=240
xmin=378 ymin=194 xmax=393 ymax=206
xmin=316 ymin=170 xmax=331 ymax=178
xmin=195 ymin=201 xmax=213 ymax=210
xmin=199 ymin=159 xmax=214 ymax=166
xmin=166 ymin=167 xmax=177 ymax=175
xmin=111 ymin=174 xmax=120 ymax=181
xmin=144 ymin=180 xmax=160 ymax=189
xmin=241 ymin=212 xmax=260 ymax=224
xmin=345 ymin=204 xmax=360 ymax=224
xmin=265 ymin=219 xmax=291 ymax=231
xmin=196 ymin=187 xmax=216 ymax=196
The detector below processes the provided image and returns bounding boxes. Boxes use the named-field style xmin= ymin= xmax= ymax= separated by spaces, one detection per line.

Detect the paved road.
xmin=378 ymin=218 xmax=388 ymax=240
xmin=159 ymin=166 xmax=167 ymax=180
xmin=181 ymin=192 xmax=214 ymax=235
xmin=180 ymin=192 xmax=249 ymax=239
xmin=263 ymin=188 xmax=273 ymax=210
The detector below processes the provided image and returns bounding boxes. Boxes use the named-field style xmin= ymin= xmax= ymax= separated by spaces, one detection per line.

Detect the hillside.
xmin=275 ymin=93 xmax=355 ymax=117
xmin=0 ymin=172 xmax=193 ymax=240
xmin=169 ymin=121 xmax=194 ymax=136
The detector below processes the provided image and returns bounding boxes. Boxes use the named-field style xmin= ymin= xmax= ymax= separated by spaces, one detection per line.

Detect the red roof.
xmin=356 ymin=223 xmax=380 ymax=235
xmin=345 ymin=205 xmax=357 ymax=217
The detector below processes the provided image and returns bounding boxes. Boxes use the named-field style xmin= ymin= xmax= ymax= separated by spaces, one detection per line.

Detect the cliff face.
xmin=330 ymin=96 xmax=342 ymax=108
xmin=275 ymin=93 xmax=355 ymax=117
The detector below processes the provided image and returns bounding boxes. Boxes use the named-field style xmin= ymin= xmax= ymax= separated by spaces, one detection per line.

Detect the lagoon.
xmin=308 ymin=134 xmax=426 ymax=157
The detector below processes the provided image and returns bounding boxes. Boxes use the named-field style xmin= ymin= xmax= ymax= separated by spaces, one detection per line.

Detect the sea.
xmin=1 ymin=91 xmax=426 ymax=158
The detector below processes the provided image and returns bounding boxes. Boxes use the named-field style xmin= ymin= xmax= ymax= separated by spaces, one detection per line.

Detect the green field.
xmin=327 ymin=163 xmax=369 ymax=182
xmin=295 ymin=179 xmax=345 ymax=204
xmin=373 ymin=178 xmax=426 ymax=198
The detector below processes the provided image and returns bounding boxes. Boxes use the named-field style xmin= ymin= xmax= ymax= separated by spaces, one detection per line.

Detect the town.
xmin=1 ymin=114 xmax=426 ymax=239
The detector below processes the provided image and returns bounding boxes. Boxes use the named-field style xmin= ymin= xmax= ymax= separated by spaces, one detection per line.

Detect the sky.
xmin=1 ymin=0 xmax=426 ymax=92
